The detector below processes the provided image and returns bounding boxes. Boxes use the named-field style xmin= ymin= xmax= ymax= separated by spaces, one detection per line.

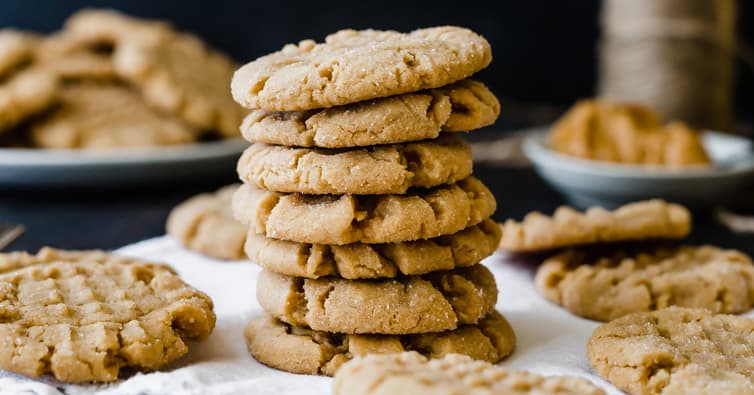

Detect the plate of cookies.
xmin=0 ymin=10 xmax=246 ymax=187
xmin=523 ymin=100 xmax=754 ymax=208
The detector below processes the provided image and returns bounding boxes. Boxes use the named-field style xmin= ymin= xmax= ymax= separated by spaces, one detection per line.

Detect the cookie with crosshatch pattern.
xmin=536 ymin=245 xmax=754 ymax=321
xmin=334 ymin=352 xmax=605 ymax=395
xmin=0 ymin=248 xmax=215 ymax=382
xmin=498 ymin=199 xmax=691 ymax=252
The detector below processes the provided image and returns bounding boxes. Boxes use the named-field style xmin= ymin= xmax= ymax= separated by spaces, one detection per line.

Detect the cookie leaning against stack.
xmin=167 ymin=184 xmax=247 ymax=260
xmin=231 ymin=26 xmax=515 ymax=375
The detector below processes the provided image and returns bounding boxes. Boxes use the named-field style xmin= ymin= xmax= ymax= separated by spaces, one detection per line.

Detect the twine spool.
xmin=599 ymin=0 xmax=736 ymax=131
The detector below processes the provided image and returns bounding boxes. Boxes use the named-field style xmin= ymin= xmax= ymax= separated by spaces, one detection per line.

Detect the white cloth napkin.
xmin=0 ymin=235 xmax=672 ymax=395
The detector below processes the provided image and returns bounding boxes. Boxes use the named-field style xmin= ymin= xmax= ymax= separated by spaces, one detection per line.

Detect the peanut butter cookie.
xmin=36 ymin=32 xmax=118 ymax=80
xmin=65 ymin=9 xmax=243 ymax=138
xmin=113 ymin=32 xmax=243 ymax=138
xmin=233 ymin=177 xmax=496 ymax=244
xmin=334 ymin=352 xmax=605 ymax=395
xmin=588 ymin=307 xmax=754 ymax=395
xmin=246 ymin=311 xmax=515 ymax=376
xmin=0 ymin=67 xmax=58 ymax=132
xmin=499 ymin=200 xmax=691 ymax=252
xmin=0 ymin=248 xmax=215 ymax=383
xmin=64 ymin=8 xmax=170 ymax=40
xmin=30 ymin=82 xmax=196 ymax=148
xmin=238 ymin=134 xmax=472 ymax=194
xmin=167 ymin=184 xmax=246 ymax=260
xmin=536 ymin=245 xmax=754 ymax=321
xmin=0 ymin=30 xmax=39 ymax=77
xmin=0 ymin=30 xmax=58 ymax=132
xmin=231 ymin=26 xmax=491 ymax=111
xmin=240 ymin=80 xmax=499 ymax=148
xmin=257 ymin=265 xmax=497 ymax=334
xmin=245 ymin=218 xmax=500 ymax=279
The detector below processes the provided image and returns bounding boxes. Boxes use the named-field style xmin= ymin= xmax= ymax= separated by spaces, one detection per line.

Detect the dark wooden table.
xmin=2 ymin=161 xmax=753 ymax=256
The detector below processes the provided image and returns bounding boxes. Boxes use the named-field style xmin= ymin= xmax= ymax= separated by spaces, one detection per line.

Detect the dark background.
xmin=1 ymin=1 xmax=752 ymax=254
xmin=1 ymin=0 xmax=752 ymax=124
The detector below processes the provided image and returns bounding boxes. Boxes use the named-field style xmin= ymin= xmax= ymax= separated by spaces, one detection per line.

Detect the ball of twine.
xmin=598 ymin=0 xmax=736 ymax=131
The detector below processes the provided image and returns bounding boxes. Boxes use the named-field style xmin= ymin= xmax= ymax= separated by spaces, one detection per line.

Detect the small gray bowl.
xmin=523 ymin=129 xmax=754 ymax=209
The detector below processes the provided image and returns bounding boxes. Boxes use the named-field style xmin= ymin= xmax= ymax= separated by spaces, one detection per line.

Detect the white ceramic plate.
xmin=0 ymin=138 xmax=248 ymax=188
xmin=523 ymin=128 xmax=754 ymax=208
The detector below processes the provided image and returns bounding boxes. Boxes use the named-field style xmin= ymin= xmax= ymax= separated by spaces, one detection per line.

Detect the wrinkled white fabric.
xmin=0 ymin=235 xmax=662 ymax=395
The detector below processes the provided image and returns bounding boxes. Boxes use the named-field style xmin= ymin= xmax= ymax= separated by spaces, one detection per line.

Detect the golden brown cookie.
xmin=64 ymin=8 xmax=171 ymax=39
xmin=65 ymin=9 xmax=243 ymax=138
xmin=238 ymin=134 xmax=472 ymax=195
xmin=0 ymin=30 xmax=58 ymax=131
xmin=499 ymin=200 xmax=691 ymax=252
xmin=245 ymin=218 xmax=500 ymax=279
xmin=536 ymin=245 xmax=754 ymax=321
xmin=0 ymin=247 xmax=137 ymax=274
xmin=0 ymin=248 xmax=216 ymax=383
xmin=0 ymin=67 xmax=58 ymax=132
xmin=233 ymin=176 xmax=496 ymax=245
xmin=246 ymin=312 xmax=515 ymax=376
xmin=257 ymin=265 xmax=497 ymax=335
xmin=587 ymin=307 xmax=754 ymax=395
xmin=36 ymin=32 xmax=118 ymax=80
xmin=167 ymin=184 xmax=246 ymax=260
xmin=30 ymin=82 xmax=196 ymax=148
xmin=231 ymin=26 xmax=491 ymax=111
xmin=240 ymin=80 xmax=500 ymax=148
xmin=0 ymin=29 xmax=39 ymax=77
xmin=334 ymin=352 xmax=605 ymax=395
xmin=114 ymin=32 xmax=243 ymax=138
xmin=549 ymin=100 xmax=710 ymax=166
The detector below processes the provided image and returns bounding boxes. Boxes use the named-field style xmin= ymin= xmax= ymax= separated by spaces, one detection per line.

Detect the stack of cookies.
xmin=230 ymin=26 xmax=516 ymax=375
